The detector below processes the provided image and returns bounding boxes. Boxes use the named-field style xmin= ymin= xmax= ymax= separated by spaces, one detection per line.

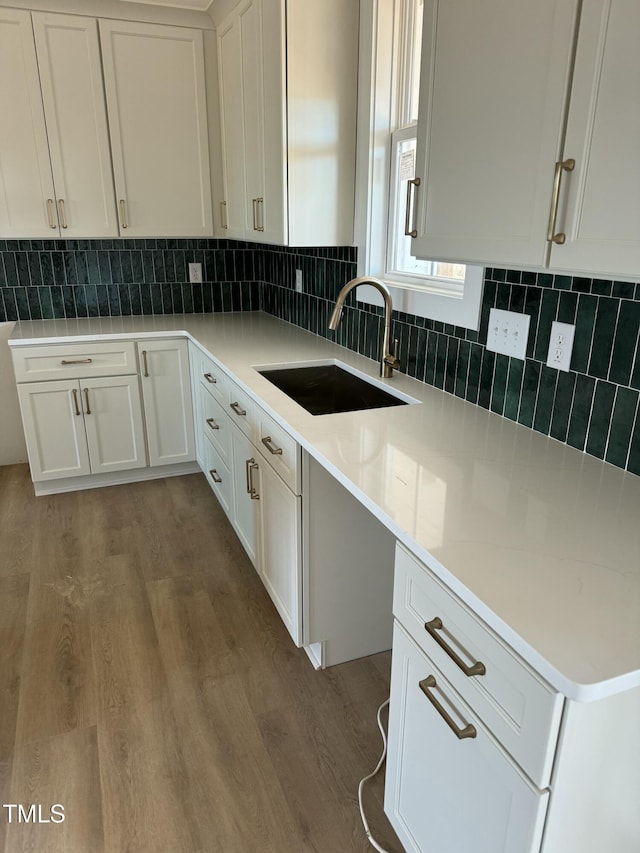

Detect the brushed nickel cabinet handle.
xmin=209 ymin=469 xmax=222 ymax=484
xmin=404 ymin=177 xmax=420 ymax=238
xmin=424 ymin=617 xmax=486 ymax=677
xmin=119 ymin=198 xmax=128 ymax=229
xmin=220 ymin=200 xmax=228 ymax=229
xmin=142 ymin=350 xmax=149 ymax=378
xmin=206 ymin=417 xmax=219 ymax=430
xmin=419 ymin=676 xmax=476 ymax=740
xmin=71 ymin=388 xmax=81 ymax=416
xmin=245 ymin=457 xmax=252 ymax=493
xmin=252 ymin=197 xmax=258 ymax=231
xmin=203 ymin=372 xmax=216 ymax=384
xmin=230 ymin=401 xmax=246 ymax=417
xmin=46 ymin=198 xmax=57 ymax=230
xmin=547 ymin=158 xmax=575 ymax=245
xmin=61 ymin=358 xmax=92 ymax=365
xmin=57 ymin=198 xmax=67 ymax=229
xmin=256 ymin=197 xmax=264 ymax=232
xmin=248 ymin=459 xmax=259 ymax=500
xmin=261 ymin=435 xmax=282 ymax=455
xmin=83 ymin=388 xmax=91 ymax=415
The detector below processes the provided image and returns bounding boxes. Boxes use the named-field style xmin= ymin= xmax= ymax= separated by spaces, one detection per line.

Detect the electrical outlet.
xmin=546 ymin=321 xmax=575 ymax=372
xmin=486 ymin=308 xmax=530 ymax=360
xmin=295 ymin=269 xmax=303 ymax=293
xmin=188 ymin=262 xmax=202 ymax=284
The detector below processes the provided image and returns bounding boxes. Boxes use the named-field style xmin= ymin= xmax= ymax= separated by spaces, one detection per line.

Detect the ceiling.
xmin=117 ymin=0 xmax=213 ymax=11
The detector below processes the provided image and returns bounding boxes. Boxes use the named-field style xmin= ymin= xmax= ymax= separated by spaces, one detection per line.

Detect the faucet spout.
xmin=328 ymin=276 xmax=400 ymax=378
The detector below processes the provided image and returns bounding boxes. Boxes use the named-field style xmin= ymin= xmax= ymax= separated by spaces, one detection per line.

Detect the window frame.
xmin=354 ymin=0 xmax=484 ymax=330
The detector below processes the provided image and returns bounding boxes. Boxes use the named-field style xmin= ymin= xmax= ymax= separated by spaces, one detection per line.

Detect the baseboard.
xmin=32 ymin=461 xmax=201 ymax=496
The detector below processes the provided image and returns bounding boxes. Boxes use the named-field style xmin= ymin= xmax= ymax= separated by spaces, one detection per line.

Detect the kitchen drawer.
xmin=203 ymin=434 xmax=232 ymax=519
xmin=192 ymin=346 xmax=228 ymax=405
xmin=226 ymin=379 xmax=256 ymax=440
xmin=394 ymin=544 xmax=563 ymax=788
xmin=385 ymin=623 xmax=549 ymax=853
xmin=199 ymin=384 xmax=231 ymax=465
xmin=12 ymin=342 xmax=137 ymax=382
xmin=256 ymin=407 xmax=301 ymax=494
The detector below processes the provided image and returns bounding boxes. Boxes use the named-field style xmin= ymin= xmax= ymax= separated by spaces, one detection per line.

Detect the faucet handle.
xmin=385 ymin=338 xmax=401 ymax=370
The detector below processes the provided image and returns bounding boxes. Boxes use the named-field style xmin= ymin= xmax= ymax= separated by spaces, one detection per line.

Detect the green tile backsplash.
xmin=1 ymin=238 xmax=638 ymax=476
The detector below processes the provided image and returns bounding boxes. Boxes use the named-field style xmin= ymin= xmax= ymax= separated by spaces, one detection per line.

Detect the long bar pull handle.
xmin=57 ymin=198 xmax=67 ymax=229
xmin=252 ymin=198 xmax=258 ymax=231
xmin=46 ymin=198 xmax=57 ymax=230
xmin=547 ymin=158 xmax=575 ymax=245
xmin=230 ymin=401 xmax=247 ymax=417
xmin=220 ymin=200 xmax=228 ymax=229
xmin=209 ymin=469 xmax=222 ymax=484
xmin=206 ymin=417 xmax=220 ymax=430
xmin=248 ymin=459 xmax=260 ymax=500
xmin=119 ymin=199 xmax=128 ymax=229
xmin=83 ymin=388 xmax=91 ymax=415
xmin=71 ymin=388 xmax=81 ymax=416
xmin=256 ymin=197 xmax=264 ymax=232
xmin=261 ymin=436 xmax=283 ymax=455
xmin=404 ymin=177 xmax=420 ymax=238
xmin=61 ymin=358 xmax=92 ymax=365
xmin=245 ymin=457 xmax=252 ymax=493
xmin=419 ymin=676 xmax=477 ymax=740
xmin=203 ymin=372 xmax=216 ymax=384
xmin=142 ymin=350 xmax=149 ymax=378
xmin=424 ymin=617 xmax=486 ymax=677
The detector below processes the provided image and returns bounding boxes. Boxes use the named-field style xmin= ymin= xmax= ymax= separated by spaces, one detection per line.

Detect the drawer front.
xmin=394 ymin=544 xmax=562 ymax=788
xmin=226 ymin=380 xmax=256 ymax=440
xmin=197 ymin=352 xmax=227 ymax=405
xmin=256 ymin=408 xmax=301 ymax=494
xmin=203 ymin=434 xmax=232 ymax=519
xmin=200 ymin=384 xmax=231 ymax=465
xmin=385 ymin=623 xmax=549 ymax=853
xmin=13 ymin=342 xmax=137 ymax=382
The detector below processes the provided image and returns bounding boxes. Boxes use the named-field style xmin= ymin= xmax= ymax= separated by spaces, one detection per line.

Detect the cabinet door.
xmin=0 ymin=9 xmax=57 ymax=238
xmin=549 ymin=0 xmax=640 ymax=277
xmin=138 ymin=340 xmax=195 ymax=467
xmin=81 ymin=375 xmax=146 ymax=474
xmin=412 ymin=0 xmax=578 ymax=268
xmin=99 ymin=20 xmax=213 ymax=237
xmin=385 ymin=624 xmax=549 ymax=853
xmin=259 ymin=459 xmax=302 ymax=645
xmin=217 ymin=12 xmax=247 ymax=239
xmin=230 ymin=426 xmax=260 ymax=568
xmin=238 ymin=0 xmax=265 ymax=239
xmin=17 ymin=380 xmax=90 ymax=481
xmin=32 ymin=13 xmax=117 ymax=238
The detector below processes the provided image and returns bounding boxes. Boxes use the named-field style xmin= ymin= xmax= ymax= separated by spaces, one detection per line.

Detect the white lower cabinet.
xmin=137 ymin=339 xmax=195 ymax=467
xmin=385 ymin=625 xmax=549 ymax=853
xmin=229 ymin=425 xmax=261 ymax=568
xmin=17 ymin=375 xmax=146 ymax=481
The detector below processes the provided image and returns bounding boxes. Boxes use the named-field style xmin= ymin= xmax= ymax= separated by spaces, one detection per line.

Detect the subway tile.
xmin=445 ymin=336 xmax=459 ymax=395
xmin=96 ymin=284 xmax=110 ymax=317
xmin=478 ymin=348 xmax=495 ymax=409
xmin=587 ymin=297 xmax=619 ymax=379
xmin=2 ymin=289 xmax=18 ymax=321
xmin=571 ymin=294 xmax=598 ymax=373
xmin=38 ymin=286 xmax=54 ymax=320
xmin=503 ymin=358 xmax=524 ymax=422
xmin=533 ymin=289 xmax=559 ymax=361
xmin=74 ymin=285 xmax=88 ymax=318
xmin=62 ymin=285 xmax=76 ymax=318
xmin=27 ymin=287 xmax=42 ymax=320
xmin=465 ymin=343 xmax=482 ymax=404
xmin=85 ymin=284 xmax=99 ymax=318
xmin=16 ymin=252 xmax=30 ymax=286
xmin=118 ymin=284 xmax=131 ymax=316
xmin=585 ymin=380 xmax=617 ymax=459
xmin=627 ymin=412 xmax=640 ymax=475
xmin=608 ymin=300 xmax=640 ymax=386
xmin=605 ymin=388 xmax=639 ymax=468
xmin=533 ymin=366 xmax=558 ymax=435
xmin=27 ymin=252 xmax=42 ymax=287
xmin=98 ymin=251 xmax=111 ymax=285
xmin=518 ymin=360 xmax=541 ymax=429
xmin=549 ymin=370 xmax=576 ymax=442
xmin=566 ymin=374 xmax=595 ymax=451
xmin=490 ymin=353 xmax=508 ymax=415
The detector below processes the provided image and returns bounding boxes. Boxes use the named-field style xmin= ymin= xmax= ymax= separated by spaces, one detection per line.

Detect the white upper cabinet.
xmin=412 ymin=0 xmax=578 ymax=270
xmin=215 ymin=0 xmax=357 ymax=246
xmin=99 ymin=19 xmax=213 ymax=238
xmin=0 ymin=9 xmax=57 ymax=238
xmin=32 ymin=12 xmax=118 ymax=238
xmin=549 ymin=0 xmax=640 ymax=277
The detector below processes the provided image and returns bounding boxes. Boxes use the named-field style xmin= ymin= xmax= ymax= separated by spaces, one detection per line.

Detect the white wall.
xmin=0 ymin=323 xmax=28 ymax=466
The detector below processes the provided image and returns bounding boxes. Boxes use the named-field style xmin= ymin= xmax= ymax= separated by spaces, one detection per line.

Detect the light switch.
xmin=486 ymin=308 xmax=530 ymax=360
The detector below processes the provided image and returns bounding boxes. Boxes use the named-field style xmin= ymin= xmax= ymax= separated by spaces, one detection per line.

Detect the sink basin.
xmin=257 ymin=361 xmax=414 ymax=415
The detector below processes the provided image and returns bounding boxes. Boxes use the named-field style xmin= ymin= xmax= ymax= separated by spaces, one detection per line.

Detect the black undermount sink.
xmin=258 ymin=363 xmax=410 ymax=416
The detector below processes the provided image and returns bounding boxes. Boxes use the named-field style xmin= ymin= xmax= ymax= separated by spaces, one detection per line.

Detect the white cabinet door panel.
xmin=17 ymin=380 xmax=90 ymax=480
xmin=138 ymin=340 xmax=195 ymax=467
xmin=0 ymin=9 xmax=57 ymax=238
xmin=99 ymin=19 xmax=212 ymax=237
xmin=32 ymin=12 xmax=118 ymax=238
xmin=217 ymin=14 xmax=246 ymax=239
xmin=230 ymin=426 xmax=260 ymax=567
xmin=385 ymin=624 xmax=549 ymax=853
xmin=550 ymin=0 xmax=640 ymax=277
xmin=413 ymin=0 xmax=578 ymax=268
xmin=82 ymin=376 xmax=146 ymax=474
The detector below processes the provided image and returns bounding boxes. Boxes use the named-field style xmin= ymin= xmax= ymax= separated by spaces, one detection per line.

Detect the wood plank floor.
xmin=0 ymin=464 xmax=402 ymax=853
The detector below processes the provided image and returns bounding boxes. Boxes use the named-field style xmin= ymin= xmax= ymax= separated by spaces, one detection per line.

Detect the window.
xmin=354 ymin=0 xmax=483 ymax=329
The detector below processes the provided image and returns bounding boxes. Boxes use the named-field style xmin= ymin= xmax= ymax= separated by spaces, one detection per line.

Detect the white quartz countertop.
xmin=9 ymin=312 xmax=640 ymax=702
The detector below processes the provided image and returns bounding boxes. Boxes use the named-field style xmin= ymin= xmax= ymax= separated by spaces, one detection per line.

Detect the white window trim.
xmin=353 ymin=0 xmax=484 ymax=330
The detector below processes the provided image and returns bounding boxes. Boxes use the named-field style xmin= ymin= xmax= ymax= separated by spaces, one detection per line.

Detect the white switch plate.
xmin=486 ymin=308 xmax=530 ymax=360
xmin=546 ymin=321 xmax=575 ymax=372
xmin=295 ymin=269 xmax=303 ymax=293
xmin=188 ymin=262 xmax=202 ymax=284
